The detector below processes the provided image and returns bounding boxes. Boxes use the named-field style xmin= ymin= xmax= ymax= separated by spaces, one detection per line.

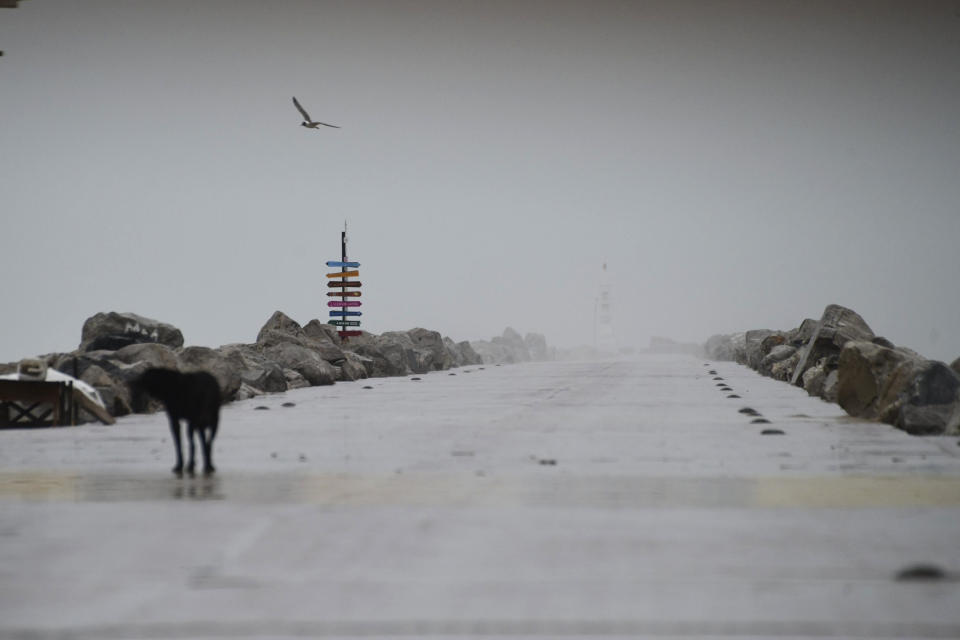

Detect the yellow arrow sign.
xmin=326 ymin=270 xmax=359 ymax=279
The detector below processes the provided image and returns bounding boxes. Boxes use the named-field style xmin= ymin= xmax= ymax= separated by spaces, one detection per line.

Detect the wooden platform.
xmin=0 ymin=379 xmax=115 ymax=428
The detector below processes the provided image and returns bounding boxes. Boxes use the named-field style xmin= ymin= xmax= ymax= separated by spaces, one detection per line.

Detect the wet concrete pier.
xmin=2 ymin=355 xmax=959 ymax=639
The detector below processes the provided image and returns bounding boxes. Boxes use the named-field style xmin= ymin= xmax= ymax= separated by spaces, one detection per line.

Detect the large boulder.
xmin=744 ymin=330 xmax=778 ymax=370
xmin=111 ymin=342 xmax=181 ymax=370
xmin=790 ymin=305 xmax=874 ymax=386
xmin=380 ymin=332 xmax=432 ymax=374
xmin=836 ymin=341 xmax=960 ymax=435
xmin=349 ymin=342 xmax=409 ymax=377
xmin=499 ymin=327 xmax=531 ymax=362
xmin=178 ymin=346 xmax=243 ymax=401
xmin=264 ymin=343 xmax=337 ymax=386
xmin=704 ymin=333 xmax=743 ymax=362
xmin=408 ymin=328 xmax=453 ymax=371
xmin=218 ymin=344 xmax=288 ymax=393
xmin=256 ymin=311 xmax=345 ymax=364
xmin=443 ymin=337 xmax=466 ymax=367
xmin=232 ymin=345 xmax=287 ymax=392
xmin=80 ymin=312 xmax=184 ymax=352
xmin=458 ymin=340 xmax=483 ymax=365
xmin=524 ymin=333 xmax=550 ymax=361
xmin=759 ymin=344 xmax=797 ymax=379
xmin=471 ymin=339 xmax=514 ymax=365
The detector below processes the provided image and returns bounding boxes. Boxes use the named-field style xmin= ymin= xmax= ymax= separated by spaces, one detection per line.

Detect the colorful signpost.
xmin=327 ymin=225 xmax=363 ymax=340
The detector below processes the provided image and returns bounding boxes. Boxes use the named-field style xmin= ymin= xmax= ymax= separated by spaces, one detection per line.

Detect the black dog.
xmin=131 ymin=368 xmax=222 ymax=475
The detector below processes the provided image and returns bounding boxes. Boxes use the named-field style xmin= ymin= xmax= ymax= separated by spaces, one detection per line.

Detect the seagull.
xmin=292 ymin=96 xmax=340 ymax=129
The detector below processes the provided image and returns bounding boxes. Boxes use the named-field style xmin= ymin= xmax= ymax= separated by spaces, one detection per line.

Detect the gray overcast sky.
xmin=2 ymin=0 xmax=959 ymax=363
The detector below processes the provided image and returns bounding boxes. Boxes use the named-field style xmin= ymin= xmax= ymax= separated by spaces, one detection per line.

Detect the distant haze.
xmin=2 ymin=1 xmax=959 ymax=362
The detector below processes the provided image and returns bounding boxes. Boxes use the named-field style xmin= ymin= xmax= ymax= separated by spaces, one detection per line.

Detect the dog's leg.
xmin=186 ymin=423 xmax=197 ymax=476
xmin=168 ymin=413 xmax=183 ymax=476
xmin=201 ymin=425 xmax=216 ymax=475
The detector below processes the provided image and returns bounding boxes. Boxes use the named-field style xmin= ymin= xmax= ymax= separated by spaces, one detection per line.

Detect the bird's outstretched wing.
xmin=315 ymin=122 xmax=341 ymax=128
xmin=292 ymin=96 xmax=312 ymax=121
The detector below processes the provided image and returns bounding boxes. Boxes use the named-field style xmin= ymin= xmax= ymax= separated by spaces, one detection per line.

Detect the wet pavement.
xmin=2 ymin=355 xmax=959 ymax=639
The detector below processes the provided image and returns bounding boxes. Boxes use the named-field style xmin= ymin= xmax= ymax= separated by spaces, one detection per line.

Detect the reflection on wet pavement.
xmin=2 ymin=471 xmax=959 ymax=508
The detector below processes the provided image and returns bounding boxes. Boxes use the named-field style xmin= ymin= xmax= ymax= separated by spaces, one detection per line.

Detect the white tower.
xmin=596 ymin=262 xmax=616 ymax=354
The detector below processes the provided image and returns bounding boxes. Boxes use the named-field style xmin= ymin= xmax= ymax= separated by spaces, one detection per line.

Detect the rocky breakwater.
xmin=470 ymin=327 xmax=555 ymax=364
xmin=704 ymin=304 xmax=960 ymax=436
xmin=5 ymin=310 xmax=491 ymax=421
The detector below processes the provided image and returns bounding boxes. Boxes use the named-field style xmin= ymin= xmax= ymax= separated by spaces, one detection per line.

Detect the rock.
xmin=499 ymin=327 xmax=531 ymax=362
xmin=234 ymin=382 xmax=264 ymax=401
xmin=303 ymin=319 xmax=342 ymax=345
xmin=790 ymin=305 xmax=875 ymax=386
xmin=524 ymin=333 xmax=549 ymax=360
xmin=744 ymin=330 xmax=777 ymax=370
xmin=759 ymin=344 xmax=796 ymax=377
xmin=770 ymin=350 xmax=802 ymax=382
xmin=178 ymin=346 xmax=243 ymax=401
xmin=264 ymin=343 xmax=337 ymax=386
xmin=443 ymin=337 xmax=466 ymax=367
xmin=951 ymin=357 xmax=960 ymax=378
xmin=283 ymin=368 xmax=311 ymax=390
xmin=836 ymin=341 xmax=922 ymax=419
xmin=256 ymin=311 xmax=345 ymax=364
xmin=457 ymin=341 xmax=483 ymax=365
xmin=336 ymin=351 xmax=368 ymax=381
xmin=218 ymin=344 xmax=288 ymax=393
xmin=704 ymin=333 xmax=742 ymax=362
xmin=80 ymin=312 xmax=184 ymax=352
xmin=111 ymin=343 xmax=181 ymax=370
xmin=801 ymin=360 xmax=828 ymax=398
xmin=408 ymin=328 xmax=454 ymax=371
xmin=379 ymin=332 xmax=432 ymax=374
xmin=836 ymin=341 xmax=960 ymax=434
xmin=349 ymin=340 xmax=409 ymax=377
xmin=470 ymin=339 xmax=513 ymax=365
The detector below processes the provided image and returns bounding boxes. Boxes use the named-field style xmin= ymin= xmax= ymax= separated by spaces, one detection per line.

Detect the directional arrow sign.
xmin=327 ymin=291 xmax=361 ymax=297
xmin=338 ymin=331 xmax=363 ymax=338
xmin=328 ymin=301 xmax=361 ymax=308
xmin=328 ymin=320 xmax=361 ymax=327
xmin=326 ymin=270 xmax=359 ymax=279
xmin=326 ymin=261 xmax=360 ymax=268
xmin=329 ymin=310 xmax=362 ymax=317
xmin=327 ymin=281 xmax=362 ymax=288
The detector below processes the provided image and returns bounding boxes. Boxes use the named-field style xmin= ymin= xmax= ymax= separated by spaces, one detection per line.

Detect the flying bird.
xmin=292 ymin=96 xmax=340 ymax=129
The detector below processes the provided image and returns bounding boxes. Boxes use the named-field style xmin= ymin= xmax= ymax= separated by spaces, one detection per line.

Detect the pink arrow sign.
xmin=328 ymin=300 xmax=362 ymax=308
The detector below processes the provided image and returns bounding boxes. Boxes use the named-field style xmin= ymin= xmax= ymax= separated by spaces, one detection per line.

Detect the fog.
xmin=2 ymin=0 xmax=959 ymax=363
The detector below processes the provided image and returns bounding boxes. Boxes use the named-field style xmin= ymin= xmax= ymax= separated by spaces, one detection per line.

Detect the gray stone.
xmin=80 ymin=312 xmax=184 ymax=352
xmin=111 ymin=343 xmax=181 ymax=370
xmin=218 ymin=344 xmax=288 ymax=394
xmin=443 ymin=337 xmax=465 ymax=367
xmin=744 ymin=330 xmax=777 ymax=370
xmin=950 ymin=357 xmax=960 ymax=378
xmin=264 ymin=343 xmax=337 ymax=386
xmin=408 ymin=328 xmax=454 ymax=371
xmin=500 ymin=327 xmax=531 ymax=362
xmin=458 ymin=341 xmax=483 ymax=366
xmin=790 ymin=305 xmax=875 ymax=386
xmin=178 ymin=346 xmax=242 ymax=401
xmin=524 ymin=333 xmax=550 ymax=361
xmin=256 ymin=311 xmax=345 ymax=364
xmin=704 ymin=333 xmax=741 ymax=361
xmin=379 ymin=332 xmax=432 ymax=374
xmin=283 ymin=368 xmax=311 ymax=390
xmin=759 ymin=344 xmax=796 ymax=377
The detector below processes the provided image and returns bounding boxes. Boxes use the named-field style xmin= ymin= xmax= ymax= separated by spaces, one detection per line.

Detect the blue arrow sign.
xmin=329 ymin=310 xmax=363 ymax=317
xmin=326 ymin=260 xmax=360 ymax=268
